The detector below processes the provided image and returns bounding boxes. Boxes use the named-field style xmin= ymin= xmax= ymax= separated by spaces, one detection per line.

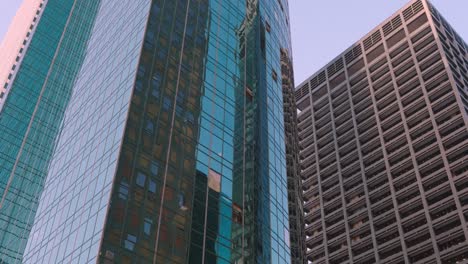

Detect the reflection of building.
xmin=0 ymin=0 xmax=100 ymax=262
xmin=297 ymin=0 xmax=468 ymax=263
xmin=281 ymin=48 xmax=305 ymax=264
xmin=8 ymin=0 xmax=297 ymax=263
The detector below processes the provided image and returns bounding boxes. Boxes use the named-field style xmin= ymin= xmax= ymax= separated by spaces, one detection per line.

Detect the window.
xmin=135 ymin=80 xmax=143 ymax=92
xmin=145 ymin=120 xmax=154 ymax=133
xmin=136 ymin=172 xmax=146 ymax=187
xmin=163 ymin=96 xmax=172 ymax=110
xmin=149 ymin=180 xmax=156 ymax=193
xmin=144 ymin=218 xmax=152 ymax=235
xmin=137 ymin=66 xmax=145 ymax=78
xmin=150 ymin=161 xmax=159 ymax=176
xmin=118 ymin=182 xmax=129 ymax=200
xmin=151 ymin=73 xmax=161 ymax=98
xmin=124 ymin=234 xmax=137 ymax=251
xmin=185 ymin=112 xmax=194 ymax=124
xmin=178 ymin=193 xmax=188 ymax=211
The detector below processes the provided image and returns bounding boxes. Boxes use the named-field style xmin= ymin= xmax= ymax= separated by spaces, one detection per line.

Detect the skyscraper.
xmin=0 ymin=0 xmax=101 ymax=262
xmin=0 ymin=0 xmax=297 ymax=263
xmin=296 ymin=0 xmax=468 ymax=263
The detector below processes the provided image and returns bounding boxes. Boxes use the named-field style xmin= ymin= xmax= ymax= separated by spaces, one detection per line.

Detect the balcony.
xmin=390 ymin=158 xmax=412 ymax=180
xmin=413 ymin=131 xmax=437 ymax=153
xmin=353 ymin=97 xmax=373 ymax=116
xmin=376 ymin=89 xmax=397 ymax=111
xmin=388 ymin=147 xmax=411 ymax=167
xmin=332 ymin=91 xmax=350 ymax=109
xmin=335 ymin=109 xmax=353 ymax=128
xmin=440 ymin=117 xmax=466 ymax=140
xmin=421 ymin=169 xmax=447 ymax=192
xmin=334 ymin=103 xmax=351 ymax=119
xmin=415 ymin=145 xmax=440 ymax=166
xmin=336 ymin=119 xmax=354 ymax=138
xmin=454 ymin=172 xmax=468 ymax=192
xmin=385 ymin=133 xmax=406 ymax=153
xmin=404 ymin=97 xmax=426 ymax=119
xmin=429 ymin=198 xmax=457 ymax=221
xmin=396 ymin=184 xmax=420 ymax=206
xmin=398 ymin=74 xmax=420 ymax=98
xmin=432 ymin=90 xmax=457 ymax=114
xmin=341 ymin=161 xmax=361 ymax=179
xmin=406 ymin=108 xmax=429 ymax=129
xmin=381 ymin=112 xmax=402 ymax=132
xmin=451 ymin=158 xmax=468 ymax=177
xmin=425 ymin=181 xmax=452 ymax=206
xmin=446 ymin=144 xmax=467 ymax=164
xmin=439 ymin=116 xmax=466 ymax=137
xmin=358 ymin=117 xmax=378 ymax=134
xmin=424 ymin=71 xmax=448 ymax=93
xmin=394 ymin=59 xmax=415 ymax=78
xmin=439 ymin=241 xmax=468 ymax=264
xmin=361 ymin=138 xmax=381 ymax=157
xmin=407 ymin=243 xmax=434 ymax=263
xmin=400 ymin=86 xmax=423 ymax=107
xmin=314 ymin=106 xmax=331 ymax=121
xmin=374 ymin=83 xmax=394 ymax=103
xmin=379 ymin=103 xmax=400 ymax=123
xmin=428 ymin=81 xmax=452 ymax=103
xmin=301 ymin=163 xmax=317 ymax=180
xmin=392 ymin=49 xmax=412 ymax=69
xmin=393 ymin=170 xmax=417 ymax=192
xmin=369 ymin=184 xmax=391 ymax=204
xmin=365 ymin=160 xmax=386 ymax=179
xmin=405 ymin=229 xmax=431 ymax=250
xmin=408 ymin=122 xmax=432 ymax=144
xmin=399 ymin=199 xmax=425 ymax=221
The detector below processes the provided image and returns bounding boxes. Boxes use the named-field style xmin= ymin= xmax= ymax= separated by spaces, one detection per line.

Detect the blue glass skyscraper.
xmin=1 ymin=0 xmax=298 ymax=263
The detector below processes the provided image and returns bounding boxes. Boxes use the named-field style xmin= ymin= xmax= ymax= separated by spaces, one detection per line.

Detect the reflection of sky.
xmin=194 ymin=0 xmax=247 ymax=261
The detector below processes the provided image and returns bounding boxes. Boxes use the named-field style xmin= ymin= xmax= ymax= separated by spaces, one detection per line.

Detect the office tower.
xmin=10 ymin=0 xmax=298 ymax=263
xmin=0 ymin=0 xmax=101 ymax=262
xmin=282 ymin=48 xmax=306 ymax=264
xmin=0 ymin=0 xmax=43 ymax=111
xmin=296 ymin=0 xmax=468 ymax=263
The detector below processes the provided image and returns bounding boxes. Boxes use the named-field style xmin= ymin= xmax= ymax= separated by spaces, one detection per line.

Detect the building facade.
xmin=0 ymin=0 xmax=43 ymax=111
xmin=0 ymin=0 xmax=101 ymax=262
xmin=7 ymin=0 xmax=299 ymax=263
xmin=296 ymin=0 xmax=468 ymax=263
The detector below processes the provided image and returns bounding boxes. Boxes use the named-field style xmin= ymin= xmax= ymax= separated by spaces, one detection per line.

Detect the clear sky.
xmin=1 ymin=0 xmax=467 ymax=85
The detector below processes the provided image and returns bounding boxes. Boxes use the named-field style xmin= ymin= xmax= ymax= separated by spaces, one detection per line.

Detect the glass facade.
xmin=16 ymin=0 xmax=296 ymax=263
xmin=22 ymin=0 xmax=152 ymax=263
xmin=0 ymin=0 xmax=98 ymax=262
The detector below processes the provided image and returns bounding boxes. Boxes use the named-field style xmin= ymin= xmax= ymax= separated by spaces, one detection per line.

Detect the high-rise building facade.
xmin=296 ymin=0 xmax=468 ymax=263
xmin=0 ymin=0 xmax=101 ymax=262
xmin=0 ymin=0 xmax=298 ymax=263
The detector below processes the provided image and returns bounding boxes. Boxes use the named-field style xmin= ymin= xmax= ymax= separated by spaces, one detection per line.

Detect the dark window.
xmin=136 ymin=172 xmax=146 ymax=187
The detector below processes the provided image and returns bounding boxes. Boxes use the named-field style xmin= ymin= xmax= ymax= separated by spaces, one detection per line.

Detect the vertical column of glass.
xmin=258 ymin=0 xmax=293 ymax=263
xmin=23 ymin=0 xmax=152 ymax=263
xmin=0 ymin=0 xmax=81 ymax=262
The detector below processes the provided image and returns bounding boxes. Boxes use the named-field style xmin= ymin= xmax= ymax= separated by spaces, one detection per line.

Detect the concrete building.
xmin=296 ymin=0 xmax=468 ymax=263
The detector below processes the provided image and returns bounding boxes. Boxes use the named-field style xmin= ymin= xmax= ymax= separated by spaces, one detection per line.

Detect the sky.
xmin=0 ymin=0 xmax=467 ymax=85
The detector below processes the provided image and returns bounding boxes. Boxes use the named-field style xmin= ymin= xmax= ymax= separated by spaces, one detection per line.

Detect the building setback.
xmin=296 ymin=0 xmax=468 ymax=263
xmin=8 ymin=0 xmax=299 ymax=263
